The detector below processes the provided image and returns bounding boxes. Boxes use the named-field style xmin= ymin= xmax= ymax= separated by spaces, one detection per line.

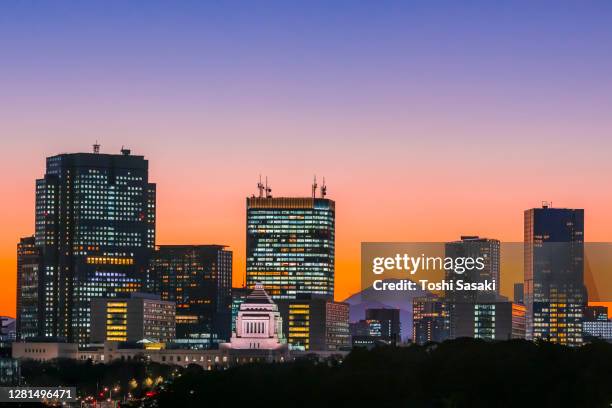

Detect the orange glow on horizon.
xmin=2 ymin=145 xmax=612 ymax=317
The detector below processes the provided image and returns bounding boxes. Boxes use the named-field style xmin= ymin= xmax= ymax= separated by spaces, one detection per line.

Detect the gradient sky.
xmin=2 ymin=1 xmax=612 ymax=316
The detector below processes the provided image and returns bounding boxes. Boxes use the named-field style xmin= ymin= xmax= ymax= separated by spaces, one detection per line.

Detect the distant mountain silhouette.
xmin=342 ymin=279 xmax=433 ymax=341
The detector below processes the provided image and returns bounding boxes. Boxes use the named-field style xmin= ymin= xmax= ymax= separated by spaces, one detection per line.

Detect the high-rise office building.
xmin=278 ymin=295 xmax=350 ymax=351
xmin=150 ymin=245 xmax=232 ymax=348
xmin=524 ymin=204 xmax=586 ymax=345
xmin=445 ymin=236 xmax=500 ymax=302
xmin=246 ymin=181 xmax=335 ymax=300
xmin=90 ymin=293 xmax=175 ymax=343
xmin=35 ymin=148 xmax=156 ymax=344
xmin=16 ymin=236 xmax=42 ymax=340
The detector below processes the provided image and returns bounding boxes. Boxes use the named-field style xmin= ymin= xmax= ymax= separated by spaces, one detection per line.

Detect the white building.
xmin=221 ymin=283 xmax=287 ymax=351
xmin=12 ymin=342 xmax=78 ymax=362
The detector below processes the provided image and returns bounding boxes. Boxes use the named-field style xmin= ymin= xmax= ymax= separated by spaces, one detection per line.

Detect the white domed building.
xmin=222 ymin=283 xmax=287 ymax=351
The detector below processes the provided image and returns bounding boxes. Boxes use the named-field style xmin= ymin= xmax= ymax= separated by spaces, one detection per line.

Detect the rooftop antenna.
xmin=542 ymin=201 xmax=549 ymax=209
xmin=321 ymin=177 xmax=327 ymax=198
xmin=93 ymin=141 xmax=100 ymax=154
xmin=257 ymin=175 xmax=265 ymax=198
xmin=265 ymin=177 xmax=272 ymax=198
xmin=312 ymin=175 xmax=318 ymax=198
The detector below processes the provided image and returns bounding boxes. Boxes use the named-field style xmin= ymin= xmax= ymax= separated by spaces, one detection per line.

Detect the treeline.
xmin=20 ymin=357 xmax=177 ymax=400
xmin=154 ymin=339 xmax=612 ymax=408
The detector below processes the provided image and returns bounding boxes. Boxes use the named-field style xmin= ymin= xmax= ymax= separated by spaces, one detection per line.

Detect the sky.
xmin=2 ymin=1 xmax=612 ymax=316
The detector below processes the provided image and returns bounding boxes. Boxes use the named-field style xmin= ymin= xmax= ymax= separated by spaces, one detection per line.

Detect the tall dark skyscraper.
xmin=444 ymin=236 xmax=501 ymax=302
xmin=524 ymin=204 xmax=586 ymax=345
xmin=150 ymin=245 xmax=232 ymax=348
xmin=35 ymin=148 xmax=156 ymax=344
xmin=246 ymin=180 xmax=335 ymax=300
xmin=16 ymin=236 xmax=42 ymax=340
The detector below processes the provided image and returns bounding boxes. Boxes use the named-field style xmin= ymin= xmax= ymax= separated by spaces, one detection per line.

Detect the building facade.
xmin=0 ymin=317 xmax=16 ymax=357
xmin=90 ymin=293 xmax=175 ymax=343
xmin=0 ymin=359 xmax=20 ymax=386
xmin=583 ymin=305 xmax=611 ymax=342
xmin=150 ymin=245 xmax=232 ymax=347
xmin=412 ymin=297 xmax=452 ymax=345
xmin=413 ymin=298 xmax=525 ymax=344
xmin=278 ymin=296 xmax=350 ymax=351
xmin=12 ymin=342 xmax=79 ymax=362
xmin=34 ymin=149 xmax=156 ymax=344
xmin=365 ymin=308 xmax=401 ymax=344
xmin=246 ymin=194 xmax=335 ymax=300
xmin=524 ymin=204 xmax=586 ymax=345
xmin=583 ymin=321 xmax=612 ymax=342
xmin=445 ymin=236 xmax=501 ymax=302
xmin=351 ymin=308 xmax=401 ymax=348
xmin=450 ymin=302 xmax=526 ymax=340
xmin=584 ymin=305 xmax=608 ymax=322
xmin=16 ymin=236 xmax=42 ymax=340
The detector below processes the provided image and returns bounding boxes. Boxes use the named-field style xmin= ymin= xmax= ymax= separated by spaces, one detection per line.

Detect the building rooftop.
xmin=245 ymin=283 xmax=275 ymax=304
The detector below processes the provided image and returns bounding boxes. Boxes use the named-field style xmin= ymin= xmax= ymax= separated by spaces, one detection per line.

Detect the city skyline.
xmin=3 ymin=2 xmax=612 ymax=316
xmin=4 ymin=145 xmax=612 ymax=317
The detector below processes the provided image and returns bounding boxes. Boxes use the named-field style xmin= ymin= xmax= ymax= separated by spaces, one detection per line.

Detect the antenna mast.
xmin=265 ymin=177 xmax=272 ymax=198
xmin=93 ymin=141 xmax=100 ymax=154
xmin=321 ymin=177 xmax=327 ymax=198
xmin=312 ymin=175 xmax=318 ymax=198
xmin=257 ymin=175 xmax=264 ymax=198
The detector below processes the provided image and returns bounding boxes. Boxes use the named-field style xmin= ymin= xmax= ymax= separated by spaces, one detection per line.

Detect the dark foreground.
xmin=154 ymin=339 xmax=612 ymax=408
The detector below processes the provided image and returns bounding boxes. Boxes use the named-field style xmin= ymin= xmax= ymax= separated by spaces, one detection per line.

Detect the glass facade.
xmin=445 ymin=236 xmax=501 ymax=302
xmin=246 ymin=197 xmax=335 ymax=300
xmin=150 ymin=245 xmax=232 ymax=347
xmin=473 ymin=304 xmax=496 ymax=339
xmin=279 ymin=296 xmax=349 ymax=351
xmin=90 ymin=293 xmax=176 ymax=343
xmin=412 ymin=297 xmax=451 ymax=345
xmin=16 ymin=236 xmax=42 ymax=340
xmin=583 ymin=321 xmax=612 ymax=342
xmin=524 ymin=206 xmax=586 ymax=346
xmin=34 ymin=151 xmax=156 ymax=344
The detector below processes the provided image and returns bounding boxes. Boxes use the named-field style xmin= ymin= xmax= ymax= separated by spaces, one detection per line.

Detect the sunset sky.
xmin=2 ymin=1 xmax=612 ymax=316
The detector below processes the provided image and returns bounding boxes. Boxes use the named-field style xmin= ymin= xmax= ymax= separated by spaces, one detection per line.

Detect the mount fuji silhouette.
xmin=342 ymin=279 xmax=433 ymax=341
